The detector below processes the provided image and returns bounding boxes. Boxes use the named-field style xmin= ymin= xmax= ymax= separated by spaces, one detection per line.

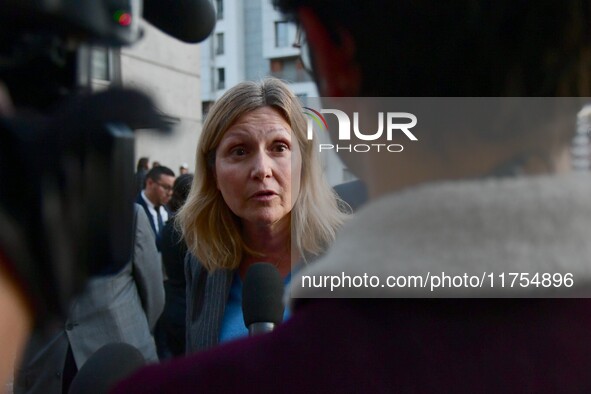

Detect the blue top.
xmin=219 ymin=271 xmax=292 ymax=344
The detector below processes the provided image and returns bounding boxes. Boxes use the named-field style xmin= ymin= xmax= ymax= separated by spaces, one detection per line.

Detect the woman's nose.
xmin=250 ymin=151 xmax=273 ymax=180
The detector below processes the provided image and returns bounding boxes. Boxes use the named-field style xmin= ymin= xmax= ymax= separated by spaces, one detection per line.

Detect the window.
xmin=216 ymin=0 xmax=224 ymax=20
xmin=275 ymin=21 xmax=289 ymax=48
xmin=572 ymin=105 xmax=591 ymax=171
xmin=217 ymin=68 xmax=225 ymax=90
xmin=91 ymin=47 xmax=111 ymax=81
xmin=216 ymin=33 xmax=224 ymax=55
xmin=270 ymin=59 xmax=283 ymax=74
xmin=269 ymin=58 xmax=312 ymax=83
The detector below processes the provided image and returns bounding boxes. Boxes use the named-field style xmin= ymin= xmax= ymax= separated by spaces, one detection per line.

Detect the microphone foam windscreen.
xmin=242 ymin=263 xmax=285 ymax=327
xmin=68 ymin=342 xmax=145 ymax=394
xmin=143 ymin=0 xmax=216 ymax=43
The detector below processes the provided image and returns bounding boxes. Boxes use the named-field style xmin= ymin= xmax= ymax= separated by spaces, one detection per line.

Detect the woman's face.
xmin=215 ymin=106 xmax=302 ymax=230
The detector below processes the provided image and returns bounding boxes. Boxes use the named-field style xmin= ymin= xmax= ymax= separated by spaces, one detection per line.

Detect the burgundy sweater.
xmin=112 ymin=298 xmax=591 ymax=393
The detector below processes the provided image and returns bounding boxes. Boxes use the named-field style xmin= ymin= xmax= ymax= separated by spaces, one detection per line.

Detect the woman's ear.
xmin=297 ymin=7 xmax=361 ymax=96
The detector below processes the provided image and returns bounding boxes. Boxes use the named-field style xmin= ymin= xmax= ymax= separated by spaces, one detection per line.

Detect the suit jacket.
xmin=115 ymin=298 xmax=591 ymax=394
xmin=158 ymin=217 xmax=189 ymax=356
xmin=14 ymin=205 xmax=165 ymax=394
xmin=184 ymin=254 xmax=311 ymax=354
xmin=135 ymin=193 xmax=171 ymax=251
xmin=184 ymin=254 xmax=233 ymax=354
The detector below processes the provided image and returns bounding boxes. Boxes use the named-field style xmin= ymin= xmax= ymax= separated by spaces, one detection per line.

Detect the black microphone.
xmin=143 ymin=0 xmax=216 ymax=44
xmin=68 ymin=343 xmax=146 ymax=394
xmin=242 ymin=263 xmax=285 ymax=336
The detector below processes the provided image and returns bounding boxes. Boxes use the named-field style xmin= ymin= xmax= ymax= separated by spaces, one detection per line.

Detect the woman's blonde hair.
xmin=177 ymin=78 xmax=348 ymax=271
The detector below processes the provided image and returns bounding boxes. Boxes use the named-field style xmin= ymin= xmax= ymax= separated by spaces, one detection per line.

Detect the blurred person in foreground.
xmin=178 ymin=77 xmax=347 ymax=352
xmin=0 ymin=257 xmax=30 ymax=391
xmin=15 ymin=205 xmax=163 ymax=394
xmin=0 ymin=82 xmax=29 ymax=390
xmin=113 ymin=2 xmax=591 ymax=393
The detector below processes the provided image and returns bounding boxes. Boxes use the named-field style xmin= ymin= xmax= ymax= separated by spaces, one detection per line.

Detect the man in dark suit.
xmin=136 ymin=166 xmax=175 ymax=251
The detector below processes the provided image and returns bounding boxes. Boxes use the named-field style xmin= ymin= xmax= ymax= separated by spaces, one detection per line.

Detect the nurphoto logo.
xmin=303 ymin=107 xmax=418 ymax=153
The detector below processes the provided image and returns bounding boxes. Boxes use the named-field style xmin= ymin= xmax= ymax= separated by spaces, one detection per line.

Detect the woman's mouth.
xmin=251 ymin=190 xmax=277 ymax=201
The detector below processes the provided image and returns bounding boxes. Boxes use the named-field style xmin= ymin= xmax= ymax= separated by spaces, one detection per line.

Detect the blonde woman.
xmin=178 ymin=78 xmax=347 ymax=352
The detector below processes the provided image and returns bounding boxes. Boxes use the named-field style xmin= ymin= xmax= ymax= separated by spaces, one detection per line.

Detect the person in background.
xmin=157 ymin=173 xmax=194 ymax=358
xmin=152 ymin=161 xmax=161 ymax=168
xmin=135 ymin=157 xmax=150 ymax=195
xmin=113 ymin=2 xmax=591 ymax=393
xmin=177 ymin=78 xmax=347 ymax=353
xmin=179 ymin=163 xmax=190 ymax=175
xmin=15 ymin=205 xmax=164 ymax=394
xmin=136 ymin=166 xmax=175 ymax=252
xmin=332 ymin=179 xmax=367 ymax=212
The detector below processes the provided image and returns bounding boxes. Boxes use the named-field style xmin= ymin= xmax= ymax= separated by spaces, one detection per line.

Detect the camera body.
xmin=0 ymin=0 xmax=164 ymax=326
xmin=0 ymin=0 xmax=142 ymax=110
xmin=0 ymin=0 xmax=142 ymax=46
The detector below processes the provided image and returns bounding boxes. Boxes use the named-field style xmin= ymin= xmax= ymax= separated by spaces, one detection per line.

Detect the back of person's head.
xmin=275 ymin=0 xmax=591 ymax=97
xmin=275 ymin=1 xmax=591 ymax=182
xmin=146 ymin=166 xmax=175 ymax=182
xmin=168 ymin=173 xmax=193 ymax=212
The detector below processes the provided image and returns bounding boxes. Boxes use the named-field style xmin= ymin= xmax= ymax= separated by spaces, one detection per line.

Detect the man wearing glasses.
xmin=136 ymin=166 xmax=176 ymax=252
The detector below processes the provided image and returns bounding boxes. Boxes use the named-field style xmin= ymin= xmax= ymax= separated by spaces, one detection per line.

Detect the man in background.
xmin=136 ymin=166 xmax=175 ymax=252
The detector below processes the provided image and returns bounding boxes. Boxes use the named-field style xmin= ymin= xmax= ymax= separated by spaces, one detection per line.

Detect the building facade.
xmin=200 ymin=0 xmax=317 ymax=104
xmin=200 ymin=0 xmax=351 ymax=186
xmin=91 ymin=21 xmax=203 ymax=176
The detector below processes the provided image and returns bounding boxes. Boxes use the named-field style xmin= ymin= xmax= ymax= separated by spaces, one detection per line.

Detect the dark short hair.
xmin=275 ymin=0 xmax=591 ymax=97
xmin=146 ymin=166 xmax=175 ymax=181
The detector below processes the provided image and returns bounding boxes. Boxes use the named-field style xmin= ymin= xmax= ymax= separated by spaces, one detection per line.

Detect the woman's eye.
xmin=231 ymin=147 xmax=246 ymax=156
xmin=273 ymin=143 xmax=289 ymax=152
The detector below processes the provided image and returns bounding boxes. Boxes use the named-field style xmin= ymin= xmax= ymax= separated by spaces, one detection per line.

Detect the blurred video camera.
xmin=0 ymin=0 xmax=214 ymax=327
